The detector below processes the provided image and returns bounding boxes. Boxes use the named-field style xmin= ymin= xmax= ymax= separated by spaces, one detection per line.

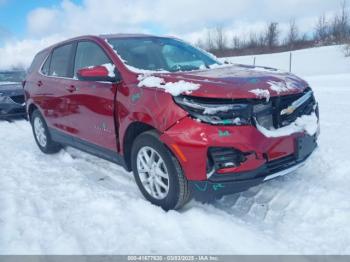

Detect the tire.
xmin=30 ymin=110 xmax=61 ymax=154
xmin=131 ymin=130 xmax=191 ymax=210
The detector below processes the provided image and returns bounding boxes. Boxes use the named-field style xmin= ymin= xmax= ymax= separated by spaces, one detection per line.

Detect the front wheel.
xmin=31 ymin=110 xmax=61 ymax=154
xmin=131 ymin=130 xmax=191 ymax=210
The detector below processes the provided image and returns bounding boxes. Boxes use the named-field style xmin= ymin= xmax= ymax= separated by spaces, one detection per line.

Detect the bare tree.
xmin=331 ymin=0 xmax=349 ymax=43
xmin=214 ymin=26 xmax=227 ymax=52
xmin=204 ymin=29 xmax=215 ymax=51
xmin=232 ymin=35 xmax=241 ymax=49
xmin=257 ymin=33 xmax=266 ymax=48
xmin=247 ymin=32 xmax=259 ymax=48
xmin=286 ymin=19 xmax=299 ymax=49
xmin=265 ymin=22 xmax=280 ymax=49
xmin=314 ymin=13 xmax=329 ymax=43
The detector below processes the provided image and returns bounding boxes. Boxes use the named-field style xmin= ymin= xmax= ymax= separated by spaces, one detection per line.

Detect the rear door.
xmin=37 ymin=42 xmax=77 ymax=135
xmin=69 ymin=40 xmax=118 ymax=151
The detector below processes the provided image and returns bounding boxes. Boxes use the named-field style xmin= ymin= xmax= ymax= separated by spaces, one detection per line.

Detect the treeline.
xmin=196 ymin=0 xmax=350 ymax=57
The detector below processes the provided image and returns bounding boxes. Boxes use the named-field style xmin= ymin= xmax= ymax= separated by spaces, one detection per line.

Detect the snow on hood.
xmin=105 ymin=38 xmax=307 ymax=99
xmin=152 ymin=65 xmax=308 ymax=99
xmin=249 ymin=89 xmax=271 ymax=102
xmin=137 ymin=75 xmax=200 ymax=96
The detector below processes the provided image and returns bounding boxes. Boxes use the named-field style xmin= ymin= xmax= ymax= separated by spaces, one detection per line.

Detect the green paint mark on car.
xmin=213 ymin=183 xmax=225 ymax=191
xmin=194 ymin=182 xmax=208 ymax=192
xmin=131 ymin=93 xmax=141 ymax=102
xmin=222 ymin=119 xmax=232 ymax=125
xmin=248 ymin=78 xmax=260 ymax=84
xmin=218 ymin=130 xmax=230 ymax=137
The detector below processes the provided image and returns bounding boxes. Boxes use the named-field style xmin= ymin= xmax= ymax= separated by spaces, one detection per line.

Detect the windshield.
xmin=107 ymin=37 xmax=220 ymax=72
xmin=0 ymin=71 xmax=26 ymax=83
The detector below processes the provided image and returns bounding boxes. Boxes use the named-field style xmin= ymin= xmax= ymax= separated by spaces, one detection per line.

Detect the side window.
xmin=41 ymin=55 xmax=51 ymax=75
xmin=28 ymin=51 xmax=48 ymax=74
xmin=74 ymin=41 xmax=111 ymax=77
xmin=49 ymin=44 xmax=74 ymax=77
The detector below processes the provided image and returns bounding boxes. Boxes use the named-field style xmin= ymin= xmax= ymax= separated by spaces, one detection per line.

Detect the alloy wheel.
xmin=34 ymin=117 xmax=47 ymax=147
xmin=136 ymin=146 xmax=170 ymax=200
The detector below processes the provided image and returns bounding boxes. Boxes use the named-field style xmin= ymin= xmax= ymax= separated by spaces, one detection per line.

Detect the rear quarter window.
xmin=41 ymin=55 xmax=51 ymax=75
xmin=27 ymin=51 xmax=48 ymax=74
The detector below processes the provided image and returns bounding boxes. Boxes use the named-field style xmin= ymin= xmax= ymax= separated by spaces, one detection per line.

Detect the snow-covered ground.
xmin=1 ymin=46 xmax=350 ymax=255
xmin=225 ymin=45 xmax=350 ymax=76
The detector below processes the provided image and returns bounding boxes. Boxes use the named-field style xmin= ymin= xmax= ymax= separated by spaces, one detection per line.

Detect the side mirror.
xmin=77 ymin=65 xmax=120 ymax=82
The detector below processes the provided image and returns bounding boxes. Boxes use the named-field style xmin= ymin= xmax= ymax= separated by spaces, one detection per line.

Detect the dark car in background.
xmin=0 ymin=70 xmax=26 ymax=119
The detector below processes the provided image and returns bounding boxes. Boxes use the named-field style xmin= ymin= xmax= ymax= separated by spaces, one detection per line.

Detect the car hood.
xmin=0 ymin=82 xmax=24 ymax=95
xmin=159 ymin=64 xmax=309 ymax=99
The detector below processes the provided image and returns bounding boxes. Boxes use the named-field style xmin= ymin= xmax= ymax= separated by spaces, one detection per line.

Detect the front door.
xmin=69 ymin=40 xmax=118 ymax=152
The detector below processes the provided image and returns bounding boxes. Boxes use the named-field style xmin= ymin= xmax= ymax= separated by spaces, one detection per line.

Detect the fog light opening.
xmin=207 ymin=147 xmax=247 ymax=176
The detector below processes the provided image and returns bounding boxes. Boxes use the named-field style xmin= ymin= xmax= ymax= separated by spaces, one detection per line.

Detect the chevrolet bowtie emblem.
xmin=281 ymin=106 xmax=296 ymax=115
xmin=280 ymin=90 xmax=313 ymax=116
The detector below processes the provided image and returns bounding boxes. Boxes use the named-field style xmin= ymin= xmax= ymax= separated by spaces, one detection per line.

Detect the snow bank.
xmin=137 ymin=75 xmax=200 ymax=96
xmin=256 ymin=112 xmax=319 ymax=138
xmin=225 ymin=45 xmax=350 ymax=77
xmin=1 ymin=74 xmax=350 ymax=255
xmin=0 ymin=121 xmax=287 ymax=255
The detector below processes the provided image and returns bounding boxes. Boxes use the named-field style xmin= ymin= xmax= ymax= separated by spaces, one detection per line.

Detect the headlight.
xmin=253 ymin=102 xmax=273 ymax=129
xmin=173 ymin=95 xmax=252 ymax=125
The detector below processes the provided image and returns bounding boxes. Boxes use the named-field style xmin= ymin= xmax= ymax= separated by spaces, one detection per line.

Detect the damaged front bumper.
xmin=189 ymin=135 xmax=317 ymax=201
xmin=161 ymin=115 xmax=319 ymax=200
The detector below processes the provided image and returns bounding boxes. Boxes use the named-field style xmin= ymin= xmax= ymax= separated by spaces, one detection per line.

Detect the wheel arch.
xmin=123 ymin=121 xmax=157 ymax=171
xmin=27 ymin=103 xmax=39 ymax=119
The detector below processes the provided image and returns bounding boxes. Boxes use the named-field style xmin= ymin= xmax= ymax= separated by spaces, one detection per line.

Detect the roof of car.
xmin=100 ymin=33 xmax=157 ymax=39
xmin=37 ymin=33 xmax=175 ymax=55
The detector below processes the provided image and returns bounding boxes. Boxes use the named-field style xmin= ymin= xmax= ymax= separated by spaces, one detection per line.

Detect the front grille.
xmin=10 ymin=95 xmax=25 ymax=104
xmin=255 ymin=87 xmax=316 ymax=130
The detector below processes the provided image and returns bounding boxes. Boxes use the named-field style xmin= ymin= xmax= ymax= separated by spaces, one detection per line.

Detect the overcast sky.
xmin=0 ymin=0 xmax=345 ymax=69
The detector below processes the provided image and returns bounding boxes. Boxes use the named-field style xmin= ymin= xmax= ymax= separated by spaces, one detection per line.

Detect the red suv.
xmin=24 ymin=34 xmax=319 ymax=210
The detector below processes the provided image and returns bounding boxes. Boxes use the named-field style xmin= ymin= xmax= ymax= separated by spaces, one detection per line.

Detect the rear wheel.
xmin=31 ymin=110 xmax=61 ymax=154
xmin=131 ymin=130 xmax=191 ymax=210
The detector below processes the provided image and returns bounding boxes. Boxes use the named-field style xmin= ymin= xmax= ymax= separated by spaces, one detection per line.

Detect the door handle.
xmin=66 ymin=85 xmax=77 ymax=93
xmin=37 ymin=80 xmax=43 ymax=87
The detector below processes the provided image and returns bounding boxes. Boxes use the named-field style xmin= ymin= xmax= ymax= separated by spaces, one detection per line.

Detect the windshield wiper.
xmin=170 ymin=65 xmax=201 ymax=72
